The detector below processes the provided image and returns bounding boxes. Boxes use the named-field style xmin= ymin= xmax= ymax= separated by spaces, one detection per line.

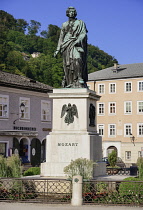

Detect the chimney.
xmin=114 ymin=63 xmax=117 ymax=69
xmin=112 ymin=63 xmax=118 ymax=73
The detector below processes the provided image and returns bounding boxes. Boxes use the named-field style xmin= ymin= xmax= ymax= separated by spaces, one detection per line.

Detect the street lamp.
xmin=13 ymin=102 xmax=25 ymax=124
xmin=20 ymin=102 xmax=25 ymax=118
xmin=130 ymin=133 xmax=136 ymax=146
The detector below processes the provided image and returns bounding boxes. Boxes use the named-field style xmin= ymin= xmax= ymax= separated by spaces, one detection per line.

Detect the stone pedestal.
xmin=41 ymin=88 xmax=106 ymax=177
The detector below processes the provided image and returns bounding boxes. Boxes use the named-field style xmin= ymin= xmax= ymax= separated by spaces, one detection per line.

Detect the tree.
xmin=47 ymin=24 xmax=60 ymax=42
xmin=6 ymin=50 xmax=26 ymax=74
xmin=108 ymin=150 xmax=117 ymax=167
xmin=0 ymin=10 xmax=16 ymax=30
xmin=0 ymin=40 xmax=12 ymax=67
xmin=16 ymin=19 xmax=28 ymax=33
xmin=87 ymin=44 xmax=118 ymax=73
xmin=40 ymin=30 xmax=48 ymax=38
xmin=28 ymin=20 xmax=41 ymax=36
xmin=0 ymin=11 xmax=16 ymax=65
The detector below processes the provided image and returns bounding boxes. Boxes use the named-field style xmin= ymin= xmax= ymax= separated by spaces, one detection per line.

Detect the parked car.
xmin=102 ymin=157 xmax=110 ymax=166
xmin=116 ymin=157 xmax=126 ymax=169
xmin=102 ymin=157 xmax=126 ymax=169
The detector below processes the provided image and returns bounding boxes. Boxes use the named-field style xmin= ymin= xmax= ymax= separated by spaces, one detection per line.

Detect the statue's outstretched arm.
xmin=54 ymin=25 xmax=64 ymax=57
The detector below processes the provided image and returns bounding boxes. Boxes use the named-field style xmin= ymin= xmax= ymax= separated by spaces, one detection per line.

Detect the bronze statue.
xmin=54 ymin=7 xmax=88 ymax=88
xmin=89 ymin=103 xmax=95 ymax=127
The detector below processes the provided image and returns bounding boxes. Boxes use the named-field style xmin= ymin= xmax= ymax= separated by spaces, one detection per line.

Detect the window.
xmin=0 ymin=95 xmax=9 ymax=118
xmin=124 ymin=101 xmax=132 ymax=114
xmin=0 ymin=141 xmax=9 ymax=157
xmin=137 ymin=123 xmax=143 ymax=136
xmin=138 ymin=81 xmax=143 ymax=92
xmin=20 ymin=97 xmax=30 ymax=119
xmin=125 ymin=151 xmax=131 ymax=160
xmin=98 ymin=103 xmax=105 ymax=115
xmin=109 ymin=102 xmax=116 ymax=114
xmin=97 ymin=124 xmax=104 ymax=136
xmin=0 ymin=143 xmax=6 ymax=157
xmin=108 ymin=124 xmax=116 ymax=137
xmin=124 ymin=124 xmax=132 ymax=136
xmin=41 ymin=100 xmax=51 ymax=121
xmin=98 ymin=84 xmax=105 ymax=94
xmin=137 ymin=101 xmax=143 ymax=113
xmin=138 ymin=151 xmax=142 ymax=157
xmin=125 ymin=82 xmax=132 ymax=92
xmin=109 ymin=83 xmax=116 ymax=93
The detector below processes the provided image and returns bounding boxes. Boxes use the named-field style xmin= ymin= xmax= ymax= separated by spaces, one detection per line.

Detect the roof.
xmin=0 ymin=71 xmax=53 ymax=92
xmin=88 ymin=63 xmax=143 ymax=81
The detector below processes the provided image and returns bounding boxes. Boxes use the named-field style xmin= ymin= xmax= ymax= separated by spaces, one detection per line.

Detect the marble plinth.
xmin=41 ymin=88 xmax=106 ymax=177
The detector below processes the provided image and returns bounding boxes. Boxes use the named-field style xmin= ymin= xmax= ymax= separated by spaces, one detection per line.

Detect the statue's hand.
xmin=54 ymin=50 xmax=59 ymax=57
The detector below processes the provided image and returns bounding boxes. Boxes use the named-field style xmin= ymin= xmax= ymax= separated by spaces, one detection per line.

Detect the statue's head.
xmin=66 ymin=6 xmax=77 ymax=18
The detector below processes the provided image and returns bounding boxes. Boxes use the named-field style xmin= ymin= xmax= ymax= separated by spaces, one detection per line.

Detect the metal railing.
xmin=1 ymin=177 xmax=143 ymax=206
xmin=83 ymin=180 xmax=143 ymax=205
xmin=0 ymin=178 xmax=72 ymax=203
xmin=106 ymin=167 xmax=138 ymax=176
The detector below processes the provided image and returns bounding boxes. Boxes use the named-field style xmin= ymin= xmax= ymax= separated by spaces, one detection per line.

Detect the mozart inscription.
xmin=58 ymin=143 xmax=78 ymax=146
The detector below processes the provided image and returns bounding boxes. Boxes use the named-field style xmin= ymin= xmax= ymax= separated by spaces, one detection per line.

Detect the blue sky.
xmin=1 ymin=0 xmax=143 ymax=65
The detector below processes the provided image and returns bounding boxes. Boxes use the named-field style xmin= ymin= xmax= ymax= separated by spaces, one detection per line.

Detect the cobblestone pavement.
xmin=0 ymin=202 xmax=143 ymax=210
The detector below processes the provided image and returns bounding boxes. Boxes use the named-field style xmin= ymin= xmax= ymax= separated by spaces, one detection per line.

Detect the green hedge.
xmin=137 ymin=157 xmax=143 ymax=179
xmin=119 ymin=177 xmax=143 ymax=197
xmin=23 ymin=167 xmax=40 ymax=176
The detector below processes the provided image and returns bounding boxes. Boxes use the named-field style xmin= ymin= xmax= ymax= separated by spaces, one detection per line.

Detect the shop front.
xmin=0 ymin=131 xmax=46 ymax=167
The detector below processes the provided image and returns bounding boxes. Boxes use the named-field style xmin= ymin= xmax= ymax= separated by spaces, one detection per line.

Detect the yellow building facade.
xmin=88 ymin=63 xmax=143 ymax=166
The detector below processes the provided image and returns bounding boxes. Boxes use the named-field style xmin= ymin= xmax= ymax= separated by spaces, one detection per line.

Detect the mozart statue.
xmin=54 ymin=7 xmax=88 ymax=88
